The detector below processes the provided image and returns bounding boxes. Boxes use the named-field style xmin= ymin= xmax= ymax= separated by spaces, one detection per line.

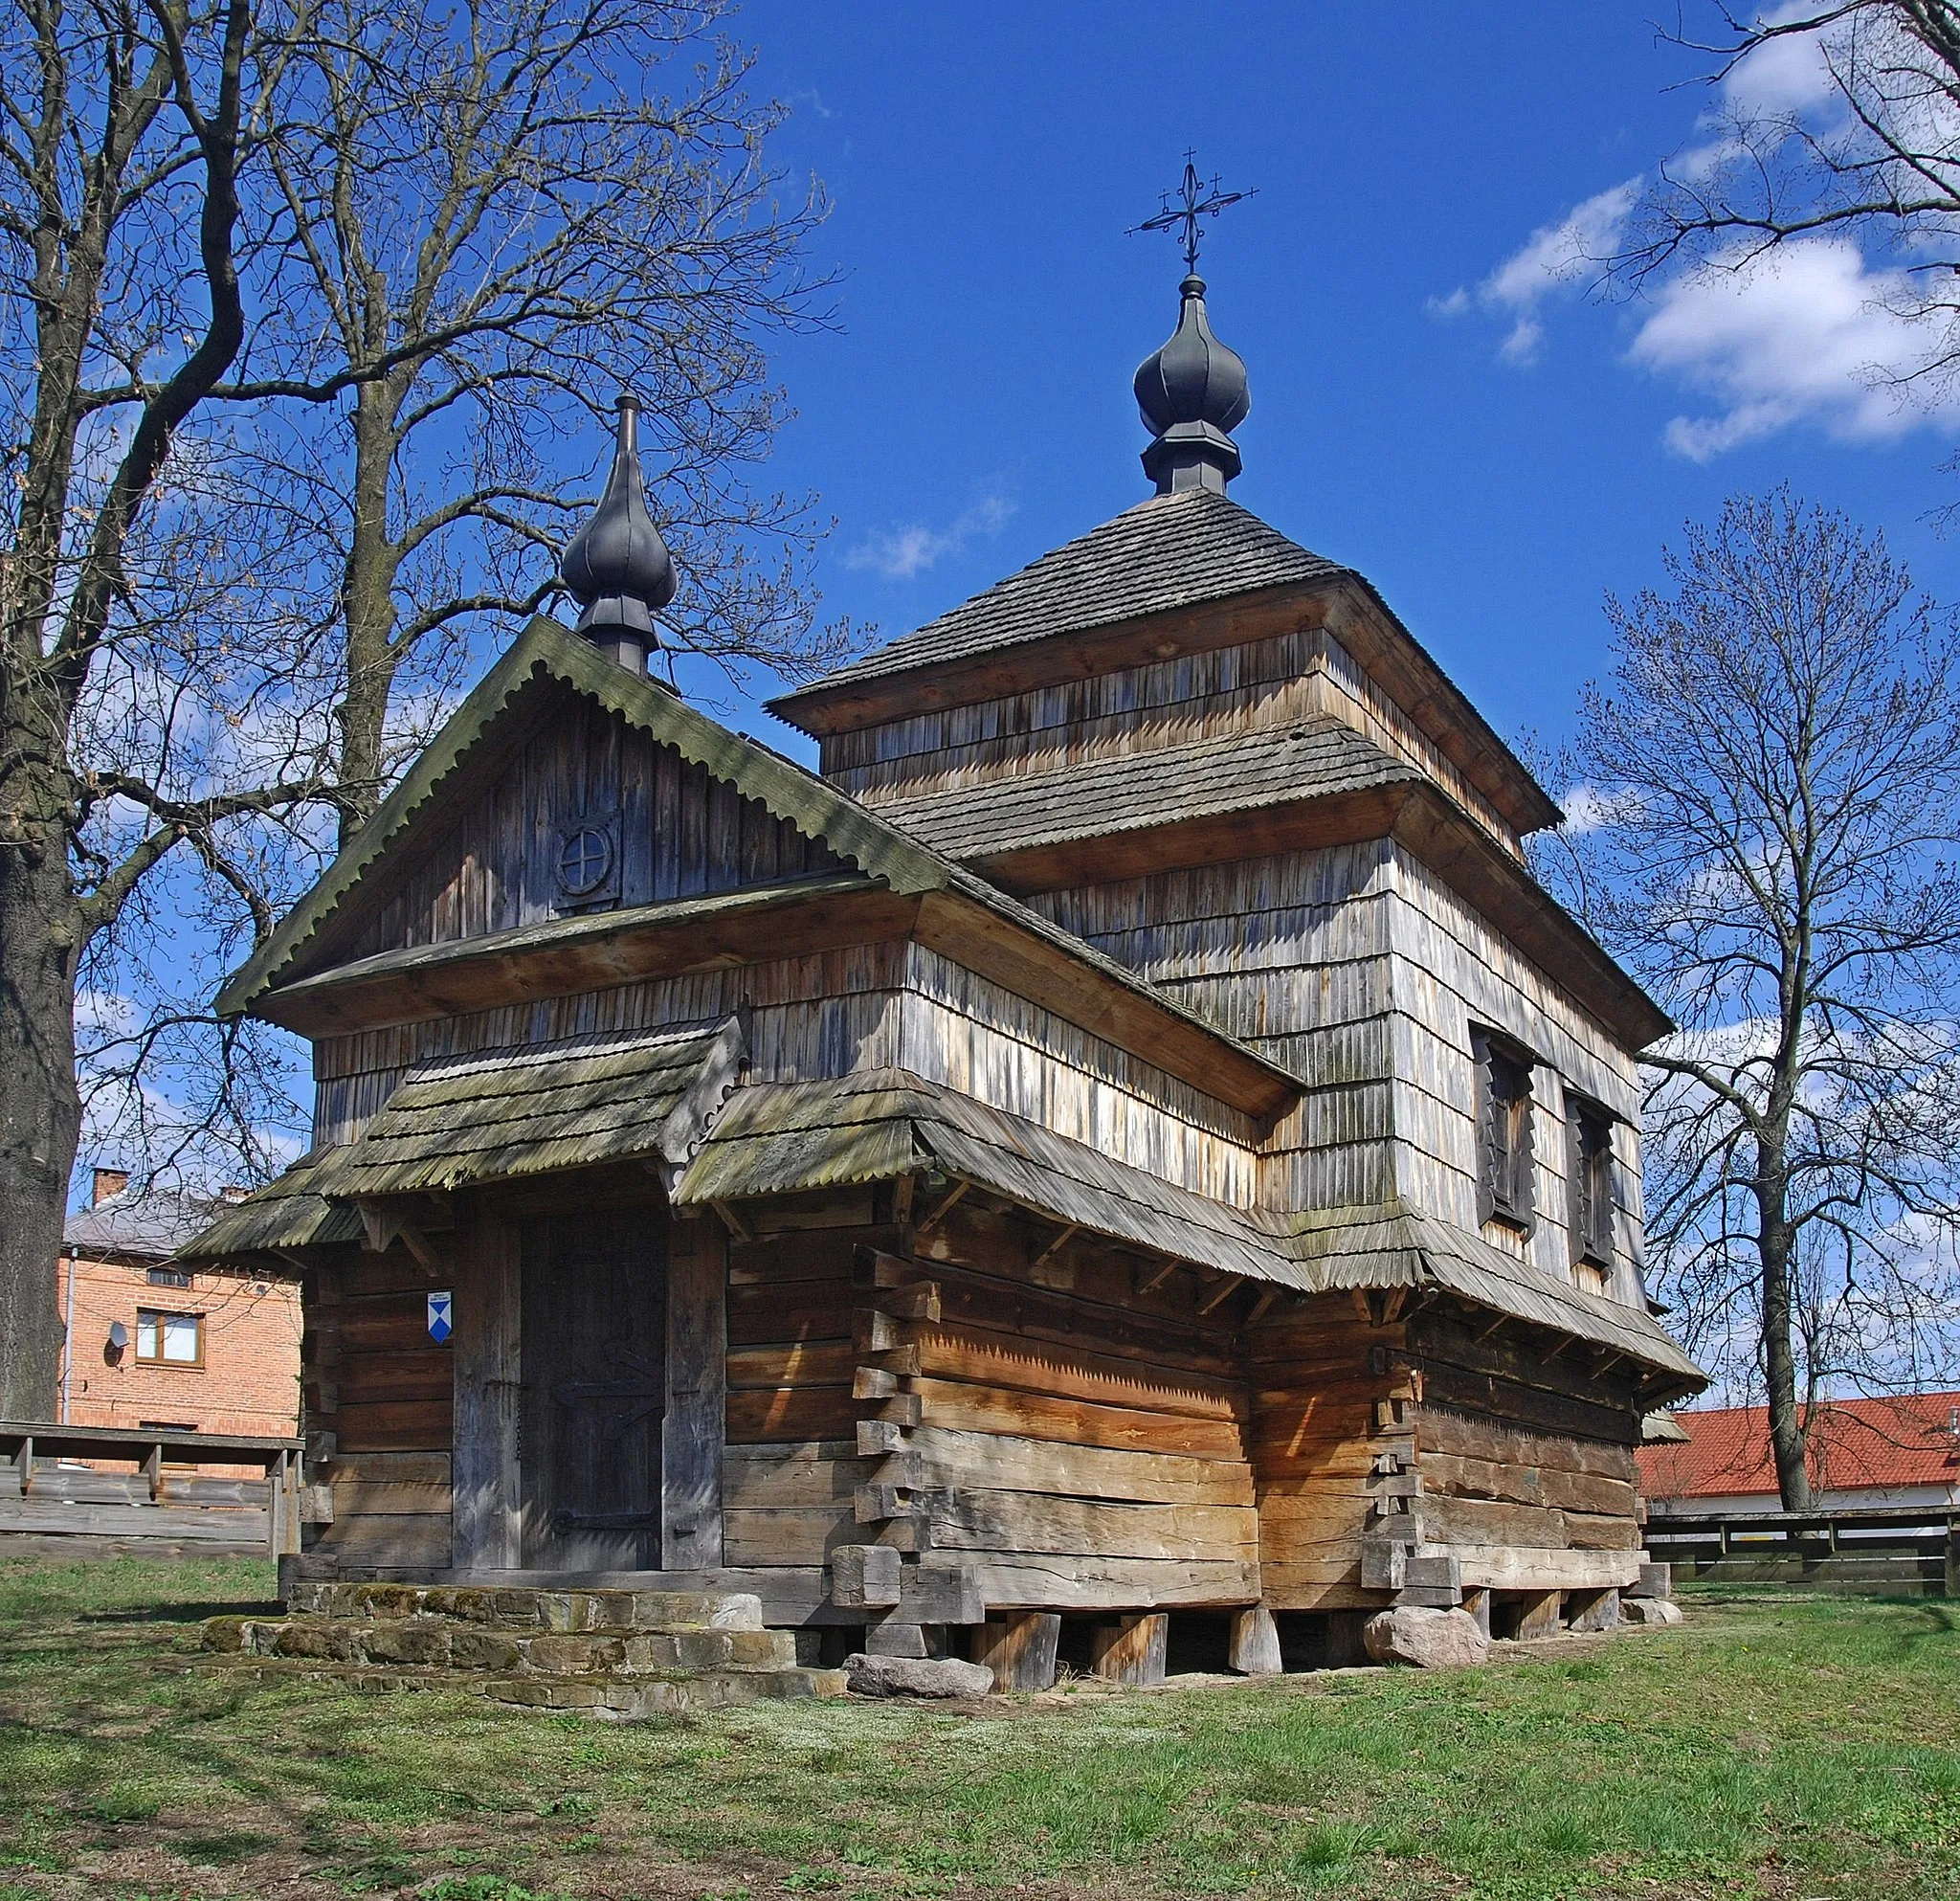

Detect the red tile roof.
xmin=1637 ymin=1393 xmax=1960 ymax=1500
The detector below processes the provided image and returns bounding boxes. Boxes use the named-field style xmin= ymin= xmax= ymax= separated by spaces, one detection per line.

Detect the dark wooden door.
xmin=519 ymin=1206 xmax=665 ymax=1570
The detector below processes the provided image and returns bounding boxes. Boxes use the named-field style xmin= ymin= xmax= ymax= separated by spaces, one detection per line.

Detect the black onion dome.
xmin=1133 ymin=274 xmax=1251 ymax=436
xmin=560 ymin=394 xmax=677 ymax=641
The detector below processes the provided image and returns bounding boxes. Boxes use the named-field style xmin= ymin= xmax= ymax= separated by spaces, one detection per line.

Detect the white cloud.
xmin=1628 ymin=236 xmax=1960 ymax=459
xmin=1431 ymin=179 xmax=1641 ymax=367
xmin=845 ymin=491 xmax=1016 ymax=581
xmin=1557 ymin=782 xmax=1644 ymax=835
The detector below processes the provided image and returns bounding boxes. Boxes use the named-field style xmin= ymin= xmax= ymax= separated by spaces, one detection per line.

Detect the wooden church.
xmin=188 ymin=255 xmax=1704 ymax=1683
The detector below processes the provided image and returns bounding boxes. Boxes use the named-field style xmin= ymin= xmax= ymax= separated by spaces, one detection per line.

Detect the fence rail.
xmin=0 ymin=1421 xmax=302 ymax=1558
xmin=1647 ymin=1504 xmax=1960 ymax=1596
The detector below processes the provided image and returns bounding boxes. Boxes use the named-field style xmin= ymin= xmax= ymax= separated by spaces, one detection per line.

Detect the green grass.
xmin=0 ymin=1555 xmax=1955 ymax=1899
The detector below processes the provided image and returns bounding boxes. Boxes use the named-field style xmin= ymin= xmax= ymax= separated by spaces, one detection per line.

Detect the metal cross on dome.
xmin=1130 ymin=152 xmax=1257 ymax=274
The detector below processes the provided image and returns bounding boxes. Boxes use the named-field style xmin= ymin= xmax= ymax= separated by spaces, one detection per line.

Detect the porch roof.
xmin=179 ymin=1018 xmax=745 ymax=1262
xmin=671 ymin=1068 xmax=1301 ymax=1288
xmin=1286 ymin=1199 xmax=1704 ymax=1386
xmin=332 ymin=1017 xmax=746 ymax=1199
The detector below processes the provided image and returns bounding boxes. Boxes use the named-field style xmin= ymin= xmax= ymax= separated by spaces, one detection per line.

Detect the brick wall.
xmin=57 ymin=1253 xmax=302 ymax=1453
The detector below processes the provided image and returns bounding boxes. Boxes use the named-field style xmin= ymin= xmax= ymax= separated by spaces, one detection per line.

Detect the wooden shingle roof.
xmin=331 ymin=1017 xmax=745 ymax=1198
xmin=672 ymin=1069 xmax=1301 ymax=1287
xmin=781 ymin=488 xmax=1348 ymax=697
xmin=871 ymin=719 xmax=1420 ymax=863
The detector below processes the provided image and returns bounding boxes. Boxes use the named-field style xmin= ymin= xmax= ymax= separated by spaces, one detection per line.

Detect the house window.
xmin=135 ymin=1309 xmax=203 ymax=1367
xmin=1570 ymin=1105 xmax=1616 ymax=1267
xmin=1470 ymin=1027 xmax=1534 ymax=1232
xmin=146 ymin=1265 xmax=191 ymax=1289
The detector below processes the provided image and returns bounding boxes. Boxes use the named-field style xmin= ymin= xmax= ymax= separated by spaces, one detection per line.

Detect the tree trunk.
xmin=334 ymin=382 xmax=407 ymax=845
xmin=0 ymin=785 xmax=83 ymax=1420
xmin=1757 ymin=1183 xmax=1812 ymax=1510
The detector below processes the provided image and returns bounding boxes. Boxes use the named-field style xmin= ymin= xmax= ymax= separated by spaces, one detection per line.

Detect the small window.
xmin=146 ymin=1265 xmax=191 ymax=1289
xmin=1471 ymin=1027 xmax=1535 ymax=1233
xmin=1570 ymin=1105 xmax=1616 ymax=1267
xmin=135 ymin=1309 xmax=203 ymax=1367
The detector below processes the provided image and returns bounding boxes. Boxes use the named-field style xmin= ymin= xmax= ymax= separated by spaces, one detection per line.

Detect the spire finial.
xmin=560 ymin=393 xmax=678 ymax=676
xmin=1128 ymin=157 xmax=1257 ymax=496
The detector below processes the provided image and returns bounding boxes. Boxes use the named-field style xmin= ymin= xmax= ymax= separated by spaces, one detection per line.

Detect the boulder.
xmin=843 ymin=1653 xmax=994 ymax=1698
xmin=1619 ymin=1596 xmax=1684 ymax=1626
xmin=1363 ymin=1606 xmax=1490 ymax=1670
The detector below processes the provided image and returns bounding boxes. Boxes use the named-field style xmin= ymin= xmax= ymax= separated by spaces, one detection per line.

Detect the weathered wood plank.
xmin=925 ymin=1488 xmax=1258 ymax=1561
xmin=451 ymin=1203 xmax=516 ymax=1567
xmin=663 ymin=1217 xmax=727 ymax=1569
xmin=908 ymin=1376 xmax=1245 ymax=1459
xmin=922 ymin=1550 xmax=1259 ymax=1611
xmin=907 ymin=1426 xmax=1253 ymax=1507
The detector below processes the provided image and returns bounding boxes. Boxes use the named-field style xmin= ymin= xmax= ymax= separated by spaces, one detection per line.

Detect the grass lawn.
xmin=0 ymin=1556 xmax=1955 ymax=1901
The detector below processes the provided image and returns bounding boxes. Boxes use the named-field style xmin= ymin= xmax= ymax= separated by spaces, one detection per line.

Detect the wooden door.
xmin=519 ymin=1206 xmax=666 ymax=1570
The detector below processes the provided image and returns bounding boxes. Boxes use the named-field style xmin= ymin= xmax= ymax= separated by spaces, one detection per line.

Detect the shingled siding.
xmin=827 ymin=626 xmax=1519 ymax=855
xmin=1382 ymin=845 xmax=1649 ymax=1307
xmin=1025 ymin=839 xmax=1653 ymax=1313
xmin=1029 ymin=843 xmax=1402 ymax=1213
xmin=312 ymin=941 xmax=1265 ymax=1202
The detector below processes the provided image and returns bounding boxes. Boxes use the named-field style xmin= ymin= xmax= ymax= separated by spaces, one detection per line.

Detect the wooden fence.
xmin=0 ymin=1421 xmax=302 ymax=1558
xmin=1646 ymin=1504 xmax=1960 ymax=1596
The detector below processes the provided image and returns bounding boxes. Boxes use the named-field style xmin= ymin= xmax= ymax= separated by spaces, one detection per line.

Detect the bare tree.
xmin=1534 ymin=491 xmax=1960 ymax=1507
xmin=1624 ymin=4 xmax=1960 ymax=408
xmin=232 ymin=0 xmax=844 ymax=839
xmin=0 ymin=0 xmax=844 ymax=1419
xmin=0 ymin=0 xmax=337 ymax=1417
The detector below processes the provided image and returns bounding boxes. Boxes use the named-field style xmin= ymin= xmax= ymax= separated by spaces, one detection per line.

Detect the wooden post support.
xmin=971 ymin=1613 xmax=1061 ymax=1690
xmin=13 ymin=1434 xmax=32 ymax=1496
xmin=144 ymin=1442 xmax=164 ymax=1503
xmin=862 ymin=1619 xmax=930 ymax=1659
xmin=266 ymin=1448 xmax=287 ymax=1560
xmin=1090 ymin=1613 xmax=1169 ymax=1686
xmin=1324 ymin=1611 xmax=1370 ymax=1668
xmin=1513 ymin=1591 xmax=1564 ymax=1639
xmin=1946 ymin=1516 xmax=1959 ymax=1600
xmin=663 ymin=1216 xmax=727 ymax=1570
xmin=1566 ymin=1588 xmax=1619 ymax=1633
xmin=1461 ymin=1587 xmax=1492 ymax=1639
xmin=1228 ymin=1606 xmax=1282 ymax=1675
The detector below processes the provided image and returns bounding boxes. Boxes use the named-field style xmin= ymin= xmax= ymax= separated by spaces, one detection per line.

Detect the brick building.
xmin=59 ymin=1168 xmax=302 ymax=1448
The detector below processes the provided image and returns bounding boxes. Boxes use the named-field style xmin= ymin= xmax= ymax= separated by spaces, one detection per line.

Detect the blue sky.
xmin=696 ymin=1 xmax=1960 ymax=762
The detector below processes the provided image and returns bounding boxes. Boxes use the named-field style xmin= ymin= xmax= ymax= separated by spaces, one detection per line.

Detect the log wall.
xmin=721 ymin=1197 xmax=1263 ymax=1611
xmin=1249 ymin=1301 xmax=1407 ymax=1609
xmin=300 ymin=1247 xmax=455 ymax=1573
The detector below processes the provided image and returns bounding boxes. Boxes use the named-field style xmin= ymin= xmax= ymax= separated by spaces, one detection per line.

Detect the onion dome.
xmin=1132 ymin=274 xmax=1250 ymax=494
xmin=560 ymin=394 xmax=677 ymax=674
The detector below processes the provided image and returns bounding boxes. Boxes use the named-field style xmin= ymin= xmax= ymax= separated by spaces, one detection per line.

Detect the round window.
xmin=558 ymin=823 xmax=614 ymax=897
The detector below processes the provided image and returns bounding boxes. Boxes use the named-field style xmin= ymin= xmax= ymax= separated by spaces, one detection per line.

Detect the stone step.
xmin=202 ymin=1652 xmax=845 ymax=1718
xmin=205 ymin=1614 xmax=801 ymax=1674
xmin=284 ymin=1580 xmax=765 ymax=1634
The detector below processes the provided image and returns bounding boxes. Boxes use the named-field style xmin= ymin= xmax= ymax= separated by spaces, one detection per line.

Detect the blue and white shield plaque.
xmin=427 ymin=1290 xmax=453 ymax=1344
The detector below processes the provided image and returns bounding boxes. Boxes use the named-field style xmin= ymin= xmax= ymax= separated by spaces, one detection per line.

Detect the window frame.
xmin=134 ymin=1308 xmax=205 ymax=1369
xmin=145 ymin=1265 xmax=192 ymax=1289
xmin=1568 ymin=1098 xmax=1618 ymax=1269
xmin=1469 ymin=1025 xmax=1536 ymax=1235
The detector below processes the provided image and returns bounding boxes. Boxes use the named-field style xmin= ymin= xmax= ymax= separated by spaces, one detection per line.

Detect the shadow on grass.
xmin=81 ymin=1599 xmax=281 ymax=1624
